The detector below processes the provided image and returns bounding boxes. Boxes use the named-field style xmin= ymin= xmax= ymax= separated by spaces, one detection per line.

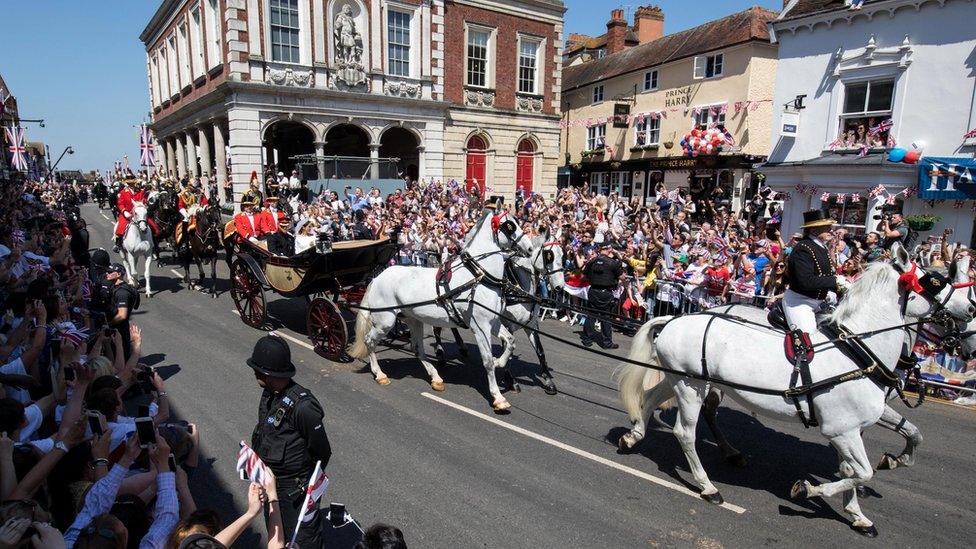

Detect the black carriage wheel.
xmin=307 ymin=298 xmax=347 ymax=361
xmin=231 ymin=260 xmax=266 ymax=328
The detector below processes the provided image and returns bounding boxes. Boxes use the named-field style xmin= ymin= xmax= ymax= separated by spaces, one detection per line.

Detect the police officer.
xmin=105 ymin=263 xmax=140 ymax=359
xmin=87 ymin=249 xmax=113 ymax=329
xmin=784 ymin=210 xmax=850 ymax=334
xmin=582 ymin=243 xmax=624 ymax=349
xmin=248 ymin=335 xmax=332 ymax=549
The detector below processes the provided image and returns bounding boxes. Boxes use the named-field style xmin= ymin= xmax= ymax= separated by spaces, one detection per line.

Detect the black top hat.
xmin=246 ymin=335 xmax=296 ymax=378
xmin=800 ymin=209 xmax=836 ymax=229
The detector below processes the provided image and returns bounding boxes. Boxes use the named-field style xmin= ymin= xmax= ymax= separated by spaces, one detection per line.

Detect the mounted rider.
xmin=783 ymin=209 xmax=850 ymax=334
xmin=177 ymin=178 xmax=210 ymax=250
xmin=113 ymin=177 xmax=160 ymax=252
xmin=241 ymin=171 xmax=264 ymax=209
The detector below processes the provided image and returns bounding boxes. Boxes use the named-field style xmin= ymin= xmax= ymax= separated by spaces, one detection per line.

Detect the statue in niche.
xmin=332 ymin=3 xmax=368 ymax=89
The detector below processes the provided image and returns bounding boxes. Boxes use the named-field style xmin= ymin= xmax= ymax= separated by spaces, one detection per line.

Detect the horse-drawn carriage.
xmin=228 ymin=235 xmax=397 ymax=360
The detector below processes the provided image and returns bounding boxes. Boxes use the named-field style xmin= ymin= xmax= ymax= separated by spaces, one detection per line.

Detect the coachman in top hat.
xmin=783 ymin=210 xmax=850 ymax=334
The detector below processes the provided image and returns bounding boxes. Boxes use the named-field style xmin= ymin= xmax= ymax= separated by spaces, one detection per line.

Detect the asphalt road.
xmin=84 ymin=204 xmax=975 ymax=548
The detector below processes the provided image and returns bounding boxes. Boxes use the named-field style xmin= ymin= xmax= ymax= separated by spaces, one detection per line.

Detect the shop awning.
xmin=917 ymin=157 xmax=976 ymax=200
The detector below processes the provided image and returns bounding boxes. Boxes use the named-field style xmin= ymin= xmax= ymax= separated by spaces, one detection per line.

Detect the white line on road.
xmin=100 ymin=212 xmax=110 ymax=221
xmin=421 ymin=391 xmax=747 ymax=514
xmin=229 ymin=310 xmax=315 ymax=351
xmin=170 ymin=269 xmax=183 ymax=278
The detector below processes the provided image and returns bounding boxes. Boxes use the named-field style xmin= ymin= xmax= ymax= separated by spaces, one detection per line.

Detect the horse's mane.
xmin=828 ymin=261 xmax=899 ymax=325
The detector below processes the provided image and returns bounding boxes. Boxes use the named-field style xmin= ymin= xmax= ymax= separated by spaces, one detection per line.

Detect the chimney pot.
xmin=634 ymin=5 xmax=664 ymax=45
xmin=606 ymin=8 xmax=630 ymax=55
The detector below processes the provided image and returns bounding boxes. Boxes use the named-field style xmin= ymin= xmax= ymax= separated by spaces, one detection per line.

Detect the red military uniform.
xmin=259 ymin=207 xmax=286 ymax=234
xmin=234 ymin=210 xmax=265 ymax=240
xmin=178 ymin=190 xmax=209 ymax=211
xmin=115 ymin=186 xmax=160 ymax=237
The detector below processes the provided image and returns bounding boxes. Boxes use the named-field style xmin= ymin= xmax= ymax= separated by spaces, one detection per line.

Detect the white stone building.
xmin=140 ymin=0 xmax=565 ymax=206
xmin=764 ymin=0 xmax=976 ymax=246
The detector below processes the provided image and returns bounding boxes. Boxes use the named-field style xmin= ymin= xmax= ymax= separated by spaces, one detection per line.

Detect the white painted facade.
xmin=765 ymin=0 xmax=976 ymax=245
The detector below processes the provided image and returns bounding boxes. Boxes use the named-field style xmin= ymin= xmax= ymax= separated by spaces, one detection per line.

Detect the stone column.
xmin=369 ymin=143 xmax=380 ymax=180
xmin=165 ymin=139 xmax=177 ymax=177
xmin=187 ymin=132 xmax=200 ymax=178
xmin=175 ymin=134 xmax=187 ymax=178
xmin=227 ymin=107 xmax=264 ymax=212
xmin=214 ymin=120 xmax=228 ymax=188
xmin=417 ymin=145 xmax=426 ymax=182
xmin=314 ymin=141 xmax=326 ymax=180
xmin=197 ymin=125 xmax=213 ymax=178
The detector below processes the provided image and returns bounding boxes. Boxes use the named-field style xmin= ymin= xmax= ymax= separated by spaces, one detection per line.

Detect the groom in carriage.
xmin=176 ymin=179 xmax=209 ymax=252
xmin=113 ymin=177 xmax=160 ymax=253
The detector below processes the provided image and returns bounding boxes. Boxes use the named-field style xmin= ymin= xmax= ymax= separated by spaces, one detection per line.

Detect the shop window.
xmin=838 ymin=79 xmax=894 ymax=149
xmin=611 ymin=171 xmax=630 ymax=197
xmin=589 ymin=172 xmax=608 ymax=195
xmin=822 ymin=195 xmax=904 ymax=235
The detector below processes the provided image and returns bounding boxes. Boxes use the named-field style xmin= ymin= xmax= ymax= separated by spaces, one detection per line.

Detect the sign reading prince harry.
xmin=917 ymin=157 xmax=976 ymax=200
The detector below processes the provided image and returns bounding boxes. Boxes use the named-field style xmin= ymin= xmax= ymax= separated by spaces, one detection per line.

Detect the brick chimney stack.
xmin=606 ymin=8 xmax=628 ymax=55
xmin=634 ymin=5 xmax=664 ymax=44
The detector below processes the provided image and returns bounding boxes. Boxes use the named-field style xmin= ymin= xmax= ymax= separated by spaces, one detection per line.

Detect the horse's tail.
xmin=615 ymin=316 xmax=673 ymax=423
xmin=348 ymin=285 xmax=375 ymax=360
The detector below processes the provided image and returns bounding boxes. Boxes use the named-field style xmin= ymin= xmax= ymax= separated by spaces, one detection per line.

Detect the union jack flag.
xmin=139 ymin=125 xmax=156 ymax=167
xmin=868 ymin=118 xmax=893 ymax=137
xmin=236 ymin=441 xmax=271 ymax=486
xmin=56 ymin=324 xmax=90 ymax=347
xmin=5 ymin=126 xmax=28 ymax=171
xmin=722 ymin=127 xmax=735 ymax=146
xmin=965 ymin=128 xmax=976 ymax=140
xmin=301 ymin=461 xmax=329 ymax=522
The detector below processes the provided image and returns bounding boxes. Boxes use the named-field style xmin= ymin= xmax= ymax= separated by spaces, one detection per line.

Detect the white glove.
xmin=835 ymin=275 xmax=852 ymax=292
xmin=180 ymin=209 xmax=190 ymax=222
xmin=123 ymin=211 xmax=132 ymax=219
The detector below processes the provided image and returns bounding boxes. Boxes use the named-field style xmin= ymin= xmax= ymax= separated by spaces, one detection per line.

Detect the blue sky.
xmin=2 ymin=0 xmax=781 ymax=171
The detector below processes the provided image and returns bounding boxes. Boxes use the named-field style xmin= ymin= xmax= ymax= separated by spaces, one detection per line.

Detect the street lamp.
xmin=47 ymin=146 xmax=74 ymax=182
xmin=18 ymin=118 xmax=45 ymax=128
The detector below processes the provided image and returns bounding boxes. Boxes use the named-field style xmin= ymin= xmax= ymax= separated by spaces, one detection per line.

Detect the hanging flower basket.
xmin=906 ymin=214 xmax=940 ymax=232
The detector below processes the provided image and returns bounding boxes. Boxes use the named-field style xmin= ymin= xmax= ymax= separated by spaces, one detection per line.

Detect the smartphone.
xmin=137 ymin=366 xmax=155 ymax=384
xmin=87 ymin=412 xmax=104 ymax=436
xmin=167 ymin=453 xmax=178 ymax=472
xmin=328 ymin=503 xmax=346 ymax=527
xmin=135 ymin=417 xmax=156 ymax=447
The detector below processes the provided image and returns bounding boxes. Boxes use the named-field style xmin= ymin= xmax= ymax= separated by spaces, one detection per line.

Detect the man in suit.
xmin=234 ymin=199 xmax=265 ymax=242
xmin=266 ymin=216 xmax=295 ymax=256
xmin=784 ymin=210 xmax=850 ymax=333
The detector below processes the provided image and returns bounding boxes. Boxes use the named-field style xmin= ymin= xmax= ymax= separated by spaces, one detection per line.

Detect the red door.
xmin=465 ymin=135 xmax=487 ymax=194
xmin=515 ymin=139 xmax=535 ymax=196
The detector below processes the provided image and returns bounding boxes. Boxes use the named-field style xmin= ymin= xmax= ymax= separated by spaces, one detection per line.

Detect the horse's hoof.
xmin=726 ymin=453 xmax=747 ymax=468
xmin=851 ymin=524 xmax=878 ymax=538
xmin=856 ymin=485 xmax=867 ymax=499
xmin=431 ymin=380 xmax=445 ymax=392
xmin=375 ymin=376 xmax=391 ymax=386
xmin=492 ymin=399 xmax=511 ymax=412
xmin=542 ymin=381 xmax=558 ymax=396
xmin=876 ymin=453 xmax=899 ymax=471
xmin=790 ymin=480 xmax=810 ymax=500
xmin=700 ymin=491 xmax=724 ymax=505
xmin=617 ymin=433 xmax=636 ymax=451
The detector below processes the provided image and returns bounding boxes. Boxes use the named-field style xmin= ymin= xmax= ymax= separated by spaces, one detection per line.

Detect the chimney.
xmin=606 ymin=8 xmax=628 ymax=55
xmin=634 ymin=5 xmax=664 ymax=44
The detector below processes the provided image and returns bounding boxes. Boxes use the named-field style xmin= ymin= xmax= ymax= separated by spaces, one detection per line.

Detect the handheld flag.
xmin=290 ymin=461 xmax=329 ymax=545
xmin=236 ymin=441 xmax=270 ymax=486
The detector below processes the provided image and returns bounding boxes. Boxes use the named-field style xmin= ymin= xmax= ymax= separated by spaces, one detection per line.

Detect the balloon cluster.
xmin=887 ymin=147 xmax=922 ymax=165
xmin=679 ymin=127 xmax=728 ymax=157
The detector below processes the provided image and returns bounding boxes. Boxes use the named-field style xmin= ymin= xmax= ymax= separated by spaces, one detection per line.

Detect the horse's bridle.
xmin=896 ymin=261 xmax=975 ymax=353
xmin=491 ymin=212 xmax=530 ymax=258
xmin=532 ymin=240 xmax=565 ymax=278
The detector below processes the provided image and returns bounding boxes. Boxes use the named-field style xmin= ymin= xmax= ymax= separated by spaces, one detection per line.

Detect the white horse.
xmin=121 ymin=202 xmax=154 ymax=297
xmin=349 ymin=211 xmax=534 ymax=411
xmin=615 ymin=244 xmax=972 ymax=536
xmin=433 ymin=230 xmax=567 ymax=395
xmin=690 ymin=260 xmax=976 ymax=473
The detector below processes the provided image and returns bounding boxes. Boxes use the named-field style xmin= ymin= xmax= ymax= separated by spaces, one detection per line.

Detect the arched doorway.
xmin=515 ymin=138 xmax=536 ymax=197
xmin=465 ymin=135 xmax=488 ymax=195
xmin=323 ymin=124 xmax=371 ymax=179
xmin=380 ymin=127 xmax=420 ymax=183
xmin=264 ymin=121 xmax=315 ymax=177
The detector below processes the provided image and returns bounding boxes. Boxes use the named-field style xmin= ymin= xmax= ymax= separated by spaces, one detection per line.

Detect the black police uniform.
xmin=109 ymin=281 xmax=139 ymax=359
xmin=582 ymin=252 xmax=623 ymax=347
xmin=249 ymin=336 xmax=332 ymax=549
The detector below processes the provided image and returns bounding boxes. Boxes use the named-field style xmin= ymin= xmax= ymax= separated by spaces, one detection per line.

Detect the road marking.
xmin=229 ymin=310 xmax=315 ymax=351
xmin=100 ymin=212 xmax=110 ymax=221
xmin=170 ymin=269 xmax=183 ymax=278
xmin=421 ymin=391 xmax=747 ymax=514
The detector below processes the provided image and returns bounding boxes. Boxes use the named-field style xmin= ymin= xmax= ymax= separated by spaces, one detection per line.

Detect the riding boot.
xmin=113 ymin=235 xmax=122 ymax=253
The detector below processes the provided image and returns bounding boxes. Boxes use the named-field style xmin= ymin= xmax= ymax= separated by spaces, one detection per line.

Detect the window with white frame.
xmin=150 ymin=55 xmax=160 ymax=107
xmin=693 ymin=105 xmax=726 ymax=128
xmin=189 ymin=8 xmax=205 ymax=78
xmin=592 ymin=84 xmax=604 ymax=104
xmin=693 ymin=53 xmax=723 ymax=79
xmin=589 ymin=172 xmax=609 ymax=195
xmin=587 ymin=124 xmax=606 ymax=150
xmin=387 ymin=10 xmax=411 ymax=77
xmin=643 ymin=69 xmax=658 ymax=91
xmin=466 ymin=28 xmax=490 ymax=87
xmin=177 ymin=24 xmax=191 ymax=88
xmin=634 ymin=117 xmax=660 ymax=146
xmin=166 ymin=36 xmax=179 ymax=96
xmin=838 ymin=79 xmax=895 ymax=149
xmin=205 ymin=0 xmax=222 ymax=68
xmin=611 ymin=171 xmax=631 ymax=197
xmin=596 ymin=49 xmax=606 ymax=59
xmin=269 ymin=0 xmax=301 ymax=63
xmin=518 ymin=38 xmax=541 ymax=94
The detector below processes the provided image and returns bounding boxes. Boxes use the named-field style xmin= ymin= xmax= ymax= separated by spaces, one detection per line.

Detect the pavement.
xmin=83 ymin=204 xmax=976 ymax=548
